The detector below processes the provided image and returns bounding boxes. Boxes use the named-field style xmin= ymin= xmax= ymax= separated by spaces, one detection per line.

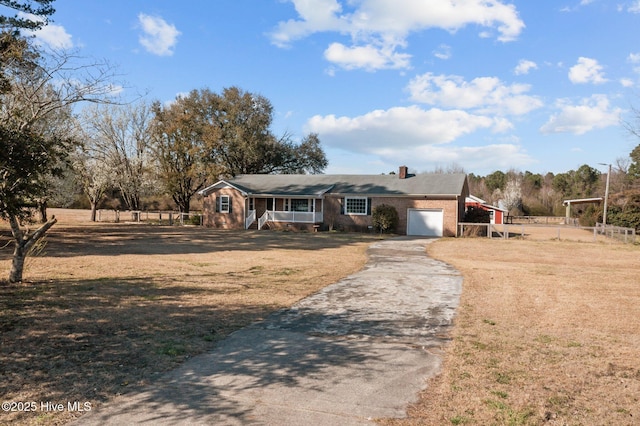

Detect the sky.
xmin=12 ymin=0 xmax=640 ymax=176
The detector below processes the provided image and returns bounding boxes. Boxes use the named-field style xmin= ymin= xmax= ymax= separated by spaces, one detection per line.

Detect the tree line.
xmin=0 ymin=1 xmax=326 ymax=283
xmin=463 ymin=145 xmax=640 ymax=230
xmin=75 ymin=88 xmax=326 ymax=220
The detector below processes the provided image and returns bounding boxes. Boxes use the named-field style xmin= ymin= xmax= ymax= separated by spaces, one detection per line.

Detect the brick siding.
xmin=202 ymin=188 xmax=245 ymax=229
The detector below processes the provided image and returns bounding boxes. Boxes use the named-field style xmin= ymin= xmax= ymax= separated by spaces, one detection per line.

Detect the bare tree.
xmin=1 ymin=40 xmax=120 ymax=282
xmin=432 ymin=162 xmax=466 ymax=174
xmin=72 ymin=147 xmax=112 ymax=221
xmin=501 ymin=177 xmax=523 ymax=214
xmin=82 ymin=102 xmax=154 ymax=211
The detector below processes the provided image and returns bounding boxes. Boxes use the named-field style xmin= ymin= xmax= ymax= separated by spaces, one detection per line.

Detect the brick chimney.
xmin=399 ymin=165 xmax=408 ymax=179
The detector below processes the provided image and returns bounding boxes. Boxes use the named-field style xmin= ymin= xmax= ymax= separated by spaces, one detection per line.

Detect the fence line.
xmin=595 ymin=222 xmax=637 ymax=243
xmin=97 ymin=210 xmax=203 ymax=226
xmin=508 ymin=216 xmax=569 ymax=225
xmin=458 ymin=222 xmax=637 ymax=244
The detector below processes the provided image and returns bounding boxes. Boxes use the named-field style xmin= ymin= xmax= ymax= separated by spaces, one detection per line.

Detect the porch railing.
xmin=270 ymin=211 xmax=323 ymax=223
xmin=245 ymin=210 xmax=256 ymax=229
xmin=258 ymin=211 xmax=271 ymax=230
xmin=256 ymin=210 xmax=323 ymax=229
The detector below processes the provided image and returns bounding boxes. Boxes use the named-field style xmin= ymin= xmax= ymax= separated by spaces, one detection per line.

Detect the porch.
xmin=244 ymin=197 xmax=325 ymax=229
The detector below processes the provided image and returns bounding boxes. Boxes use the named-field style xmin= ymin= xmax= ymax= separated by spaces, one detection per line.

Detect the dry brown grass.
xmin=4 ymin=210 xmax=639 ymax=425
xmin=0 ymin=210 xmax=377 ymax=425
xmin=385 ymin=237 xmax=640 ymax=426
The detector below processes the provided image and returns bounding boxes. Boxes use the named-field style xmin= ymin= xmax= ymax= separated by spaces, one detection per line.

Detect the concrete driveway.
xmin=74 ymin=237 xmax=462 ymax=425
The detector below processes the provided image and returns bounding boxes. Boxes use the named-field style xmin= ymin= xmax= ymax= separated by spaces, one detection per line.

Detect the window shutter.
xmin=367 ymin=198 xmax=372 ymax=215
xmin=228 ymin=197 xmax=232 ymax=213
xmin=340 ymin=198 xmax=345 ymax=215
xmin=215 ymin=196 xmax=220 ymax=213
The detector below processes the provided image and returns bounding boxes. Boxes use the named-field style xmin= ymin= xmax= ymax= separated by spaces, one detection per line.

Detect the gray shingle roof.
xmin=202 ymin=173 xmax=467 ymax=197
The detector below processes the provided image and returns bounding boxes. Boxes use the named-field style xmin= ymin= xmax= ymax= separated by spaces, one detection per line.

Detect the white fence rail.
xmin=508 ymin=215 xmax=570 ymax=225
xmin=595 ymin=222 xmax=637 ymax=243
xmin=97 ymin=210 xmax=203 ymax=226
xmin=458 ymin=222 xmax=637 ymax=244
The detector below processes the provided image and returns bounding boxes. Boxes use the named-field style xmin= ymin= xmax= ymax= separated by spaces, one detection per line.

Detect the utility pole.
xmin=599 ymin=163 xmax=611 ymax=227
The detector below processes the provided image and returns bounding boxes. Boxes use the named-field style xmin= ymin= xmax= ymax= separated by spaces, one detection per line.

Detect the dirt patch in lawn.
xmin=0 ymin=210 xmax=378 ymax=425
xmin=383 ymin=237 xmax=640 ymax=426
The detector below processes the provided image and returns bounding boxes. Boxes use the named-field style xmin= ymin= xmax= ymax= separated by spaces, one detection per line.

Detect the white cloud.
xmin=306 ymin=102 xmax=534 ymax=173
xmin=514 ymin=59 xmax=537 ymax=75
xmin=562 ymin=0 xmax=596 ymax=12
xmin=620 ymin=78 xmax=635 ymax=87
xmin=433 ymin=44 xmax=452 ymax=60
xmin=305 ymin=105 xmax=509 ymax=155
xmin=269 ymin=0 xmax=346 ymax=47
xmin=324 ymin=42 xmax=411 ymax=70
xmin=568 ymin=57 xmax=607 ymax=84
xmin=105 ymin=84 xmax=124 ymax=96
xmin=406 ymin=73 xmax=543 ymax=116
xmin=540 ymin=95 xmax=622 ymax=135
xmin=628 ymin=1 xmax=640 ymax=13
xmin=20 ymin=12 xmax=73 ymax=49
xmin=628 ymin=53 xmax=640 ymax=74
xmin=270 ymin=0 xmax=524 ymax=71
xmin=372 ymin=143 xmax=533 ymax=173
xmin=34 ymin=23 xmax=74 ymax=49
xmin=137 ymin=13 xmax=181 ymax=56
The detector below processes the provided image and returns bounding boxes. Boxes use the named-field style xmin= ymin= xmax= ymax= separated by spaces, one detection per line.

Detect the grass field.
xmin=385 ymin=237 xmax=640 ymax=426
xmin=2 ymin=209 xmax=639 ymax=425
xmin=0 ymin=210 xmax=376 ymax=425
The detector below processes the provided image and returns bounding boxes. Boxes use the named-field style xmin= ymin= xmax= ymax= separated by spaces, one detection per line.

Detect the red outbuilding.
xmin=465 ymin=195 xmax=509 ymax=225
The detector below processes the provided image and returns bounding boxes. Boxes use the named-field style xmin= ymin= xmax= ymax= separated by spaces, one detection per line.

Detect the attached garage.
xmin=407 ymin=209 xmax=444 ymax=237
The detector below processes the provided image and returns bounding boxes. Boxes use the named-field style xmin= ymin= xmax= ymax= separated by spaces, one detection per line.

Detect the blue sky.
xmin=16 ymin=0 xmax=640 ymax=176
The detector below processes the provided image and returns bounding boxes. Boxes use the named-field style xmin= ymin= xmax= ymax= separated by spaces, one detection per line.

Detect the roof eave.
xmin=198 ymin=180 xmax=249 ymax=197
xmin=327 ymin=193 xmax=460 ymax=198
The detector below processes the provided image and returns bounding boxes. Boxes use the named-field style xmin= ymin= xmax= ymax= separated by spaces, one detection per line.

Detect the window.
xmin=291 ymin=199 xmax=309 ymax=212
xmin=345 ymin=197 xmax=368 ymax=215
xmin=217 ymin=195 xmax=230 ymax=213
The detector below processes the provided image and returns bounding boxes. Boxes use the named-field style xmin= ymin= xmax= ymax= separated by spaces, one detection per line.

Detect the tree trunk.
xmin=38 ymin=200 xmax=48 ymax=223
xmin=8 ymin=214 xmax=57 ymax=283
xmin=172 ymin=193 xmax=190 ymax=214
xmin=90 ymin=201 xmax=98 ymax=222
xmin=9 ymin=240 xmax=26 ymax=284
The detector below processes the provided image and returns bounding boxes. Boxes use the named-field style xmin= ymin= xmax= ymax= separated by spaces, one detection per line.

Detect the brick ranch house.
xmin=198 ymin=166 xmax=469 ymax=237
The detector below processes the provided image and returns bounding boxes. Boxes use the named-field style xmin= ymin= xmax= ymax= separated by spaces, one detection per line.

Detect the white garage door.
xmin=407 ymin=209 xmax=444 ymax=237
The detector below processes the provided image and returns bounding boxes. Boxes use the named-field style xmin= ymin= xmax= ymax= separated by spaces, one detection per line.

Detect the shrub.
xmin=578 ymin=204 xmax=599 ymax=227
xmin=186 ymin=214 xmax=202 ymax=226
xmin=464 ymin=206 xmax=491 ymax=223
xmin=372 ymin=204 xmax=399 ymax=234
xmin=522 ymin=201 xmax=553 ymax=216
xmin=608 ymin=191 xmax=640 ymax=231
xmin=463 ymin=224 xmax=487 ymax=237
